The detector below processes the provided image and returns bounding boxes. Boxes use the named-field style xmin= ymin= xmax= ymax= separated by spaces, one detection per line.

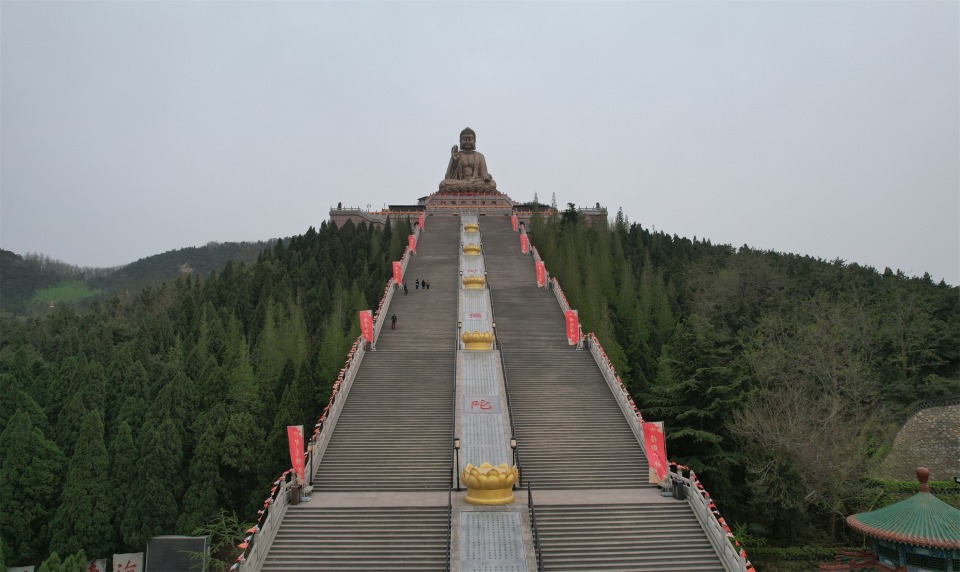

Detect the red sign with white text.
xmin=392 ymin=261 xmax=402 ymax=285
xmin=535 ymin=261 xmax=546 ymax=287
xmin=564 ymin=309 xmax=578 ymax=345
xmin=408 ymin=234 xmax=416 ymax=253
xmin=642 ymin=422 xmax=668 ymax=481
xmin=287 ymin=425 xmax=305 ymax=483
xmin=520 ymin=234 xmax=529 ymax=254
xmin=359 ymin=310 xmax=373 ymax=343
xmin=511 ymin=214 xmax=518 ymax=231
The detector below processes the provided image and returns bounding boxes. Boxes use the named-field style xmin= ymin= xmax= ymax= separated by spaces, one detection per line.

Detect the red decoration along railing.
xmin=235 ymin=223 xmax=420 ymax=571
xmin=531 ymin=244 xmax=755 ymax=572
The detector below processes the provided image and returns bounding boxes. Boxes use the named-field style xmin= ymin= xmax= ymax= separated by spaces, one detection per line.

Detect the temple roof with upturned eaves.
xmin=846 ymin=468 xmax=960 ymax=550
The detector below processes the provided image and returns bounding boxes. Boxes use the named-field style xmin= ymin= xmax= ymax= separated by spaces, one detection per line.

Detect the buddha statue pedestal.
xmin=460 ymin=463 xmax=518 ymax=505
xmin=461 ymin=331 xmax=494 ymax=350
xmin=462 ymin=275 xmax=486 ymax=289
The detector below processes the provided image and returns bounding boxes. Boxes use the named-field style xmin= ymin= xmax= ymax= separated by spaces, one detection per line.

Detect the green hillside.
xmin=0 ymin=241 xmax=272 ymax=315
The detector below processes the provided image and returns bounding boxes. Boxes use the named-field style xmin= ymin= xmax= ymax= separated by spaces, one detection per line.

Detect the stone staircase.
xmin=482 ymin=215 xmax=725 ymax=571
xmin=257 ymin=213 xmax=729 ymax=572
xmin=310 ymin=349 xmax=453 ymax=490
xmin=534 ymin=504 xmax=725 ymax=571
xmin=312 ymin=214 xmax=460 ymax=491
xmin=261 ymin=214 xmax=461 ymax=571
xmin=481 ymin=216 xmax=649 ymax=489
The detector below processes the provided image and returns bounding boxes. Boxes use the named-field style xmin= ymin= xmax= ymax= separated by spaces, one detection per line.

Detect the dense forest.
xmin=0 ymin=207 xmax=957 ymax=569
xmin=0 ymin=218 xmax=409 ymax=568
xmin=530 ymin=205 xmax=959 ymax=556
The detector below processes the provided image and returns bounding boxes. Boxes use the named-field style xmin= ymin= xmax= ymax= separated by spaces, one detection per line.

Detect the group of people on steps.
xmin=401 ymin=278 xmax=431 ymax=295
xmin=393 ymin=277 xmax=433 ymax=329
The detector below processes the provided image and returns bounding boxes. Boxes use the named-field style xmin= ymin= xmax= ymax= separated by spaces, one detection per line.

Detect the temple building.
xmin=329 ymin=189 xmax=569 ymax=228
xmin=844 ymin=468 xmax=960 ymax=572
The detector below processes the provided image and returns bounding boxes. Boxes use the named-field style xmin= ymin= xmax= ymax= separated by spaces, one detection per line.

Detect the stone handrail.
xmin=530 ymin=246 xmax=553 ymax=290
xmin=551 ymin=278 xmax=570 ymax=313
xmin=586 ymin=333 xmax=645 ymax=447
xmin=531 ymin=244 xmax=571 ymax=314
xmin=670 ymin=465 xmax=754 ymax=572
xmin=372 ymin=281 xmax=394 ymax=349
xmin=400 ymin=224 xmax=421 ymax=278
xmin=238 ymin=468 xmax=293 ymax=571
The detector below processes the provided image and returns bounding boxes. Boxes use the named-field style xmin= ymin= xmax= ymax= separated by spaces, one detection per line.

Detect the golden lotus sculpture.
xmin=461 ymin=331 xmax=494 ymax=350
xmin=460 ymin=462 xmax=518 ymax=505
xmin=463 ymin=223 xmax=479 ymax=232
xmin=462 ymin=275 xmax=486 ymax=289
xmin=462 ymin=243 xmax=481 ymax=255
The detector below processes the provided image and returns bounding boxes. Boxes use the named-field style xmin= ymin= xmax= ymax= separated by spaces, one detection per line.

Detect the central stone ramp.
xmin=481 ymin=216 xmax=649 ymax=489
xmin=262 ymin=215 xmax=461 ymax=571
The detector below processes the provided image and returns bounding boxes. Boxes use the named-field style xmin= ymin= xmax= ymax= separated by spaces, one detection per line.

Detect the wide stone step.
xmin=262 ymin=503 xmax=449 ymax=571
xmin=532 ymin=504 xmax=724 ymax=571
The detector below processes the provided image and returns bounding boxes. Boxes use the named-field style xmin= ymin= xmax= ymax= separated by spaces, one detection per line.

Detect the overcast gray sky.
xmin=2 ymin=1 xmax=957 ymax=284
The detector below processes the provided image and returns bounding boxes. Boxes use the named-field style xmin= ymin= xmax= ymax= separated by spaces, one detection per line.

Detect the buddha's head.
xmin=460 ymin=127 xmax=476 ymax=151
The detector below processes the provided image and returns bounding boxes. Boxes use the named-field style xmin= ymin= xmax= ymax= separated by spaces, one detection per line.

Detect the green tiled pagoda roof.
xmin=847 ymin=491 xmax=960 ymax=550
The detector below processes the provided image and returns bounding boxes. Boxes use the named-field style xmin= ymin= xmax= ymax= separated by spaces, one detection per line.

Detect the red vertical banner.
xmin=520 ymin=234 xmax=529 ymax=254
xmin=642 ymin=422 xmax=668 ymax=482
xmin=287 ymin=425 xmax=305 ymax=483
xmin=408 ymin=234 xmax=416 ymax=253
xmin=564 ymin=309 xmax=578 ymax=345
xmin=511 ymin=214 xmax=518 ymax=231
xmin=418 ymin=213 xmax=425 ymax=229
xmin=392 ymin=261 xmax=402 ymax=284
xmin=535 ymin=261 xmax=546 ymax=287
xmin=359 ymin=310 xmax=373 ymax=343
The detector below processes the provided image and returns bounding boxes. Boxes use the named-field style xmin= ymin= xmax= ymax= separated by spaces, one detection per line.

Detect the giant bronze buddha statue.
xmin=439 ymin=127 xmax=497 ymax=191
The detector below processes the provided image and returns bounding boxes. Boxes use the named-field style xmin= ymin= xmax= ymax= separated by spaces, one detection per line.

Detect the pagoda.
xmin=844 ymin=467 xmax=960 ymax=571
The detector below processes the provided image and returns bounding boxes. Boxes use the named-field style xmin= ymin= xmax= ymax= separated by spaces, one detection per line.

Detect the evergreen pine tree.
xmin=49 ymin=410 xmax=114 ymax=558
xmin=177 ymin=424 xmax=223 ymax=534
xmin=122 ymin=418 xmax=182 ymax=547
xmin=0 ymin=381 xmax=47 ymax=436
xmin=0 ymin=411 xmax=65 ymax=563
xmin=108 ymin=421 xmax=136 ymax=550
xmin=37 ymin=551 xmax=62 ymax=572
xmin=60 ymin=549 xmax=88 ymax=572
xmin=645 ymin=315 xmax=745 ymax=499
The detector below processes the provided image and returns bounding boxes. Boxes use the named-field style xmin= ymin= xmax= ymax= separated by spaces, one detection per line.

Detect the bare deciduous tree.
xmin=729 ymin=292 xmax=880 ymax=541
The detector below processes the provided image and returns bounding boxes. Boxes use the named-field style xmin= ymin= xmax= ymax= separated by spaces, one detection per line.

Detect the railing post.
xmin=454 ymin=437 xmax=462 ymax=491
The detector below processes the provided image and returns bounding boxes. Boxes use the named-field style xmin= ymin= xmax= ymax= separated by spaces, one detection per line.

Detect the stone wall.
xmin=877 ymin=403 xmax=960 ymax=481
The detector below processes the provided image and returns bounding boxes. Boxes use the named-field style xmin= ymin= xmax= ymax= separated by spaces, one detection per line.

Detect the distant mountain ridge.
xmin=0 ymin=240 xmax=275 ymax=315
